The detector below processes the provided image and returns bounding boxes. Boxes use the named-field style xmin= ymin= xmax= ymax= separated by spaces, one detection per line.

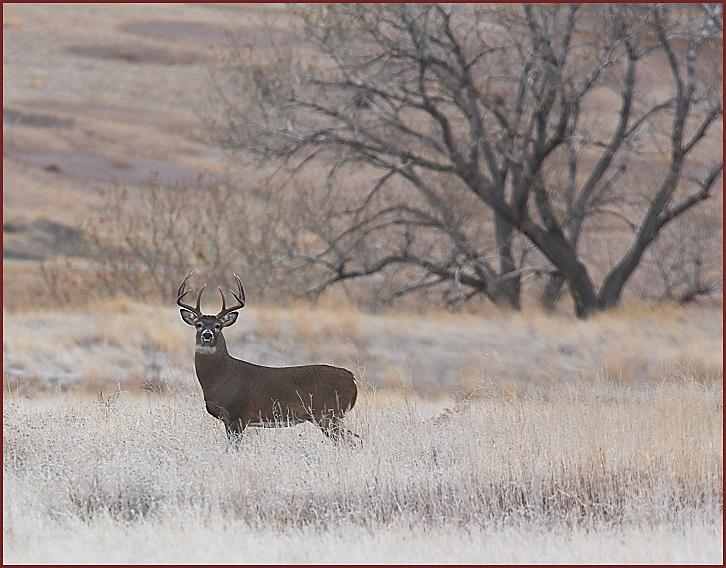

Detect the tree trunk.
xmin=598 ymin=250 xmax=644 ymax=310
xmin=540 ymin=271 xmax=565 ymax=311
xmin=515 ymin=221 xmax=599 ymax=318
xmin=598 ymin=196 xmax=673 ymax=309
xmin=494 ymin=214 xmax=522 ymax=310
xmin=566 ymin=265 xmax=600 ymax=318
xmin=488 ymin=281 xmax=521 ymax=310
xmin=498 ymin=277 xmax=521 ymax=310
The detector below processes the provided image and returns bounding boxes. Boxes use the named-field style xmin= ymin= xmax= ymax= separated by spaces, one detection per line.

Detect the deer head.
xmin=177 ymin=272 xmax=245 ymax=349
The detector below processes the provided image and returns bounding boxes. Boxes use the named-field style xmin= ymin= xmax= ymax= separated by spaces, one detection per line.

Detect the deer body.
xmin=177 ymin=274 xmax=358 ymax=440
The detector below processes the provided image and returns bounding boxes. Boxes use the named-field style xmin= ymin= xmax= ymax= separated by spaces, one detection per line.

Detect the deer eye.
xmin=196 ymin=323 xmax=202 ymax=328
xmin=214 ymin=324 xmax=221 ymax=330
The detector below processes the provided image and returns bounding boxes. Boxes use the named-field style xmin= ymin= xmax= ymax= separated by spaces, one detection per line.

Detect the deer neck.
xmin=194 ymin=333 xmax=232 ymax=396
xmin=195 ymin=333 xmax=229 ymax=359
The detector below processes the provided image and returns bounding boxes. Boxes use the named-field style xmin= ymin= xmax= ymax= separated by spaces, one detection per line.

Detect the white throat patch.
xmin=195 ymin=345 xmax=217 ymax=355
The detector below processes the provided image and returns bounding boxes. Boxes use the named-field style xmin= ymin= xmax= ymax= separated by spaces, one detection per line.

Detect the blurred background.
xmin=3 ymin=3 xmax=723 ymax=395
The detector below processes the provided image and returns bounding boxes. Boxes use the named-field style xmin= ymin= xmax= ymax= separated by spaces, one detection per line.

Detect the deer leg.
xmin=224 ymin=418 xmax=246 ymax=446
xmin=318 ymin=416 xmax=361 ymax=444
xmin=340 ymin=427 xmax=361 ymax=443
xmin=336 ymin=425 xmax=362 ymax=445
xmin=318 ymin=416 xmax=339 ymax=440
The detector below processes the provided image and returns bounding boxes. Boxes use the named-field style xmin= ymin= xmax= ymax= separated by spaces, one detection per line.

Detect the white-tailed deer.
xmin=177 ymin=273 xmax=358 ymax=441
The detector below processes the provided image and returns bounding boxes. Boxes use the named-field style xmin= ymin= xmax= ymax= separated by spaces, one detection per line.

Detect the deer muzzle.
xmin=200 ymin=329 xmax=214 ymax=343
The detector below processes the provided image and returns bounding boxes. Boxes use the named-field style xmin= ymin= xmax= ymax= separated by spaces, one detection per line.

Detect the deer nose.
xmin=201 ymin=330 xmax=214 ymax=342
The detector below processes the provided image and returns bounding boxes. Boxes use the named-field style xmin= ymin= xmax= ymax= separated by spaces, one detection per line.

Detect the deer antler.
xmin=217 ymin=273 xmax=246 ymax=318
xmin=177 ymin=271 xmax=207 ymax=317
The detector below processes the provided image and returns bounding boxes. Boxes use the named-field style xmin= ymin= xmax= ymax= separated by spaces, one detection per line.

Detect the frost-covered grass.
xmin=3 ymin=302 xmax=722 ymax=562
xmin=3 ymin=380 xmax=722 ymax=564
xmin=5 ymin=517 xmax=722 ymax=564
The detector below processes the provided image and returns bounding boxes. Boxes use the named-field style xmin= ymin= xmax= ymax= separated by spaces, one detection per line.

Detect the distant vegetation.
xmin=210 ymin=4 xmax=723 ymax=317
xmin=4 ymin=5 xmax=721 ymax=317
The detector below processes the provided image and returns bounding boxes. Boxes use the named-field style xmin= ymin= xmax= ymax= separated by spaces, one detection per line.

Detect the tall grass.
xmin=3 ymin=303 xmax=722 ymax=562
xmin=3 ymin=379 xmax=722 ymax=563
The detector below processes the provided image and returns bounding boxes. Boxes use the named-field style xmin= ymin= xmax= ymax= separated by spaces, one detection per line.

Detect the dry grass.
xmin=3 ymin=379 xmax=722 ymax=564
xmin=3 ymin=303 xmax=723 ymax=562
xmin=5 ymin=516 xmax=722 ymax=564
xmin=3 ymin=302 xmax=722 ymax=396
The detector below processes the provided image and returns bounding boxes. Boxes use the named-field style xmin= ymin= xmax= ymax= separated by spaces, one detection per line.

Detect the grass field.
xmin=3 ymin=380 xmax=722 ymax=563
xmin=4 ymin=301 xmax=723 ymax=394
xmin=3 ymin=303 xmax=723 ymax=564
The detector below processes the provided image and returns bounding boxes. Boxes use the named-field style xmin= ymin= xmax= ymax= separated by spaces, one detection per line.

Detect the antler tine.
xmin=177 ymin=271 xmax=203 ymax=316
xmin=231 ymin=273 xmax=246 ymax=306
xmin=195 ymin=284 xmax=207 ymax=314
xmin=217 ymin=273 xmax=245 ymax=317
xmin=218 ymin=286 xmax=226 ymax=314
xmin=177 ymin=271 xmax=194 ymax=300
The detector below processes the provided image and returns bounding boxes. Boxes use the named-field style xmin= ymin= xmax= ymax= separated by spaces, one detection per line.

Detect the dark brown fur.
xmin=193 ymin=322 xmax=357 ymax=440
xmin=177 ymin=274 xmax=358 ymax=441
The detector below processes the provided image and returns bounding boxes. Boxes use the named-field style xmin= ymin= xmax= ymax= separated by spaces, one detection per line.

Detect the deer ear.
xmin=180 ymin=309 xmax=198 ymax=326
xmin=219 ymin=311 xmax=238 ymax=327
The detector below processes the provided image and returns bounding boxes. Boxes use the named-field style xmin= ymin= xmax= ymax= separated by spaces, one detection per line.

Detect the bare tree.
xmin=34 ymin=172 xmax=314 ymax=308
xmin=84 ymin=177 xmax=243 ymax=303
xmin=637 ymin=207 xmax=722 ymax=306
xmin=214 ymin=4 xmax=722 ymax=317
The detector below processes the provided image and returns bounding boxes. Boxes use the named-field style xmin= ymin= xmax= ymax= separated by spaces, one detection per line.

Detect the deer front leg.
xmin=224 ymin=418 xmax=246 ymax=447
xmin=205 ymin=401 xmax=244 ymax=445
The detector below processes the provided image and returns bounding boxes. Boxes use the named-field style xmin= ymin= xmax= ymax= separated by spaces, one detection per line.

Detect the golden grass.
xmin=3 ymin=302 xmax=722 ymax=396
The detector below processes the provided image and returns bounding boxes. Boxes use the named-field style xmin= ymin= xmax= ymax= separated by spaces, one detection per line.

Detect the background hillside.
xmin=3 ymin=3 xmax=723 ymax=312
xmin=4 ymin=4 xmax=295 ymax=306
